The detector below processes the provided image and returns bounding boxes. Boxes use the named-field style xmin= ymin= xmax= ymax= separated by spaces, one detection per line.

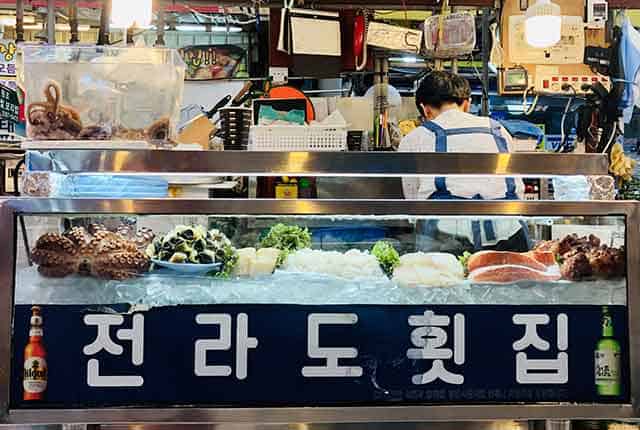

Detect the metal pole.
xmin=97 ymin=0 xmax=112 ymax=45
xmin=15 ymin=0 xmax=24 ymax=43
xmin=69 ymin=0 xmax=79 ymax=44
xmin=480 ymin=7 xmax=491 ymax=116
xmin=47 ymin=0 xmax=56 ymax=44
xmin=154 ymin=0 xmax=166 ymax=46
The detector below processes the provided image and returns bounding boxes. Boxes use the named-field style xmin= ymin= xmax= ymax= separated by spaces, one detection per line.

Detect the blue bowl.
xmin=151 ymin=259 xmax=222 ymax=275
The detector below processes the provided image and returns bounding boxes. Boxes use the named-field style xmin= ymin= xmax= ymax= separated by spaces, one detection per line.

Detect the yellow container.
xmin=275 ymin=184 xmax=298 ymax=199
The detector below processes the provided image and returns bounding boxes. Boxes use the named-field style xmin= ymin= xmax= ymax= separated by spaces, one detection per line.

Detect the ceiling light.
xmin=175 ymin=24 xmax=242 ymax=33
xmin=111 ymin=0 xmax=152 ymax=28
xmin=524 ymin=0 xmax=562 ymax=48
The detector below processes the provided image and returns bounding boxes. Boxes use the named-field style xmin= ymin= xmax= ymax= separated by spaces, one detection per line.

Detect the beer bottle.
xmin=23 ymin=306 xmax=47 ymax=401
xmin=595 ymin=306 xmax=621 ymax=396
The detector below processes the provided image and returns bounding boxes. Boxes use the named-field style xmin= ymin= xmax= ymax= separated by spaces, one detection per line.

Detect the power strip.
xmin=535 ymin=74 xmax=610 ymax=95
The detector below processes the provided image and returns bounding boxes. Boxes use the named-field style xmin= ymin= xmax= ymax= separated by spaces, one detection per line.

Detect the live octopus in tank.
xmin=27 ymin=81 xmax=83 ymax=140
xmin=31 ymin=227 xmax=150 ymax=280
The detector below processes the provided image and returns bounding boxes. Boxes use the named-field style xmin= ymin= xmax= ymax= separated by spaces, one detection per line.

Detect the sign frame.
xmin=1 ymin=198 xmax=639 ymax=424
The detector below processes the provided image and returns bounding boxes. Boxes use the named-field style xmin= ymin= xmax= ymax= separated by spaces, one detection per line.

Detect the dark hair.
xmin=415 ymin=71 xmax=471 ymax=114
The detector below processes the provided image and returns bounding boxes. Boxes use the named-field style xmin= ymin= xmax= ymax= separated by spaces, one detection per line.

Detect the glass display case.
xmin=18 ymin=46 xmax=185 ymax=143
xmin=0 ymin=151 xmax=637 ymax=425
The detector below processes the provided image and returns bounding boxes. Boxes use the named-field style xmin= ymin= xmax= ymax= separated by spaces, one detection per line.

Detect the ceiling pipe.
xmin=97 ymin=0 xmax=111 ymax=45
xmin=154 ymin=0 xmax=166 ymax=46
xmin=15 ymin=0 xmax=24 ymax=42
xmin=47 ymin=0 xmax=56 ymax=44
xmin=69 ymin=0 xmax=79 ymax=43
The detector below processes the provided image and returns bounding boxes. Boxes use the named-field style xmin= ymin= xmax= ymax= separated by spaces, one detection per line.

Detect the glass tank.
xmin=17 ymin=45 xmax=185 ymax=142
xmin=14 ymin=213 xmax=627 ymax=306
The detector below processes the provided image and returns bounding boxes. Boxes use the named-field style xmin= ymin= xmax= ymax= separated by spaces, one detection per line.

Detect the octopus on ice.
xmin=31 ymin=227 xmax=150 ymax=280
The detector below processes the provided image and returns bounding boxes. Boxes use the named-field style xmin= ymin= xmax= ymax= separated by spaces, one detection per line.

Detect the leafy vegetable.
xmin=215 ymin=243 xmax=239 ymax=278
xmin=458 ymin=251 xmax=472 ymax=276
xmin=371 ymin=240 xmax=400 ymax=277
xmin=259 ymin=223 xmax=312 ymax=267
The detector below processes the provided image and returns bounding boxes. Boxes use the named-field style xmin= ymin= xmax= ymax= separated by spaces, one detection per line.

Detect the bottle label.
xmin=23 ymin=356 xmax=47 ymax=394
xmin=29 ymin=328 xmax=43 ymax=337
xmin=595 ymin=349 xmax=620 ymax=383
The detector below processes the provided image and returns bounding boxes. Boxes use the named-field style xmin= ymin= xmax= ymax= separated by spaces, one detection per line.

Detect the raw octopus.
xmin=31 ymin=227 xmax=150 ymax=280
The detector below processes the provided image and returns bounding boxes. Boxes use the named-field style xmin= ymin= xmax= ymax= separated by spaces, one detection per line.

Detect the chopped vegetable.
xmin=371 ymin=240 xmax=400 ymax=277
xmin=458 ymin=251 xmax=472 ymax=276
xmin=259 ymin=223 xmax=312 ymax=267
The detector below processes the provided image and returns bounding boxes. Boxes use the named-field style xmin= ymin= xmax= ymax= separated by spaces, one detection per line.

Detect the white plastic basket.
xmin=249 ymin=125 xmax=347 ymax=151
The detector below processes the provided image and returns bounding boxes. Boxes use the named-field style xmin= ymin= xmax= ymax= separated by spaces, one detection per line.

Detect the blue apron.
xmin=419 ymin=119 xmax=521 ymax=250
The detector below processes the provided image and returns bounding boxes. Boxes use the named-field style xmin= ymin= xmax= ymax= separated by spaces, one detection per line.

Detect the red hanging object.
xmin=353 ymin=13 xmax=365 ymax=59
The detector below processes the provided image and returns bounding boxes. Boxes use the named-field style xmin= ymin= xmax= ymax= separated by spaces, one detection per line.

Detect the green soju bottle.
xmin=595 ymin=306 xmax=621 ymax=396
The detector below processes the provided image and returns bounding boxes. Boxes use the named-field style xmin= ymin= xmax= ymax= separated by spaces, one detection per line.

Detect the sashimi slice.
xmin=469 ymin=264 xmax=562 ymax=284
xmin=524 ymin=250 xmax=558 ymax=267
xmin=468 ymin=251 xmax=547 ymax=273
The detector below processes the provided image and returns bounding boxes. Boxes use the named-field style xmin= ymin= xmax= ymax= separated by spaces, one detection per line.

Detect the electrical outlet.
xmin=269 ymin=67 xmax=289 ymax=84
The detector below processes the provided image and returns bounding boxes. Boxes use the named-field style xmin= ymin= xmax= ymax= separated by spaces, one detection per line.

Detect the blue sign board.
xmin=11 ymin=304 xmax=629 ymax=408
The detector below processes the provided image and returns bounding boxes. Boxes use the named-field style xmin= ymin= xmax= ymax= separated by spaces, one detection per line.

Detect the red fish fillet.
xmin=468 ymin=251 xmax=548 ymax=273
xmin=469 ymin=264 xmax=562 ymax=284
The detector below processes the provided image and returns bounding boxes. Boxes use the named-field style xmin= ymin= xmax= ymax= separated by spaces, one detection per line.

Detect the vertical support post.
xmin=47 ymin=0 xmax=56 ymax=44
xmin=15 ymin=0 xmax=24 ymax=43
xmin=69 ymin=0 xmax=79 ymax=44
xmin=481 ymin=7 xmax=491 ymax=116
xmin=98 ymin=0 xmax=112 ymax=46
xmin=154 ymin=0 xmax=166 ymax=46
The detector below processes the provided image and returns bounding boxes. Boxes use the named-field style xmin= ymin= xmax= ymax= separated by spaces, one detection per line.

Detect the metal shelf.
xmin=30 ymin=150 xmax=609 ymax=176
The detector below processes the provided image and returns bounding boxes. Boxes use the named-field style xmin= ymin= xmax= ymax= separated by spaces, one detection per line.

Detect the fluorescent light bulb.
xmin=111 ymin=0 xmax=152 ymax=28
xmin=175 ymin=24 xmax=242 ymax=33
xmin=524 ymin=0 xmax=561 ymax=48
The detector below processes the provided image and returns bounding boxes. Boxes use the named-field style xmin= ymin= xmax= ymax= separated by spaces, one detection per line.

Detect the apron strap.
xmin=421 ymin=121 xmax=447 ymax=152
xmin=444 ymin=127 xmax=494 ymax=136
xmin=421 ymin=121 xmax=448 ymax=193
xmin=489 ymin=119 xmax=518 ymax=199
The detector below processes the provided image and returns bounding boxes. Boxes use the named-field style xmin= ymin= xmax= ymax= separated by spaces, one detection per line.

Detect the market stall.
xmin=1 ymin=0 xmax=640 ymax=428
xmin=0 ymin=152 xmax=638 ymax=427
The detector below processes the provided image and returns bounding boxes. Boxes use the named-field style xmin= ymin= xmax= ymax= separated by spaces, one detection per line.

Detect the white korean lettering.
xmin=407 ymin=310 xmax=465 ymax=385
xmin=83 ymin=313 xmax=144 ymax=388
xmin=86 ymin=359 xmax=143 ymax=387
xmin=302 ymin=313 xmax=363 ymax=377
xmin=194 ymin=313 xmax=258 ymax=379
xmin=194 ymin=313 xmax=232 ymax=377
xmin=235 ymin=313 xmax=258 ymax=380
xmin=512 ymin=314 xmax=550 ymax=351
xmin=513 ymin=313 xmax=568 ymax=384
xmin=83 ymin=315 xmax=124 ymax=356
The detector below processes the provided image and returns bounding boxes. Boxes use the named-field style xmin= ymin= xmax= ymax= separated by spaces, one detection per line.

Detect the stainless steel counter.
xmin=29 ymin=151 xmax=609 ymax=176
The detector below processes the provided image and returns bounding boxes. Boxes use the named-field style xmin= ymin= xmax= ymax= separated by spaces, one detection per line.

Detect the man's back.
xmin=399 ymin=109 xmax=525 ymax=200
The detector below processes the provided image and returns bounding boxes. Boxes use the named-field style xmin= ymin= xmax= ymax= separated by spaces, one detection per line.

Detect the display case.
xmin=0 ymin=152 xmax=638 ymax=425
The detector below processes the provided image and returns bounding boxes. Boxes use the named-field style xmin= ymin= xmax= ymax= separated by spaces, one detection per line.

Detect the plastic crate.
xmin=249 ymin=125 xmax=347 ymax=151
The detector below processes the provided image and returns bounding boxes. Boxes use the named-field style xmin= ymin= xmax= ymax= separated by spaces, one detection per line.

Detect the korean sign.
xmin=179 ymin=45 xmax=246 ymax=80
xmin=11 ymin=304 xmax=629 ymax=408
xmin=0 ymin=83 xmax=20 ymax=123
